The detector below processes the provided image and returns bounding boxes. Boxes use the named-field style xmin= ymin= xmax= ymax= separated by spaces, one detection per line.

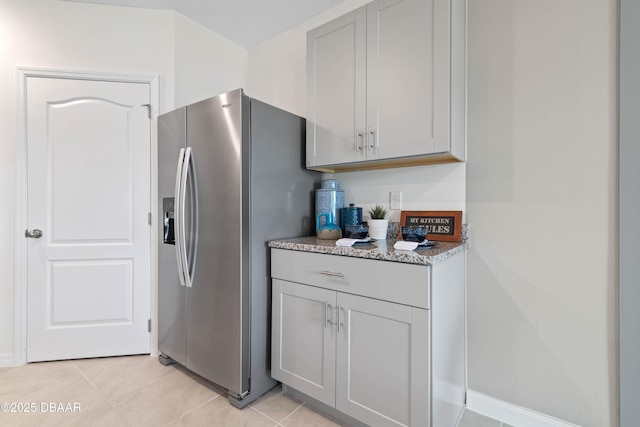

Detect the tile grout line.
xmin=247 ymin=390 xmax=305 ymax=425
xmin=109 ymin=366 xmax=183 ymax=403
xmin=108 ymin=368 xmax=186 ymax=426
xmin=168 ymin=393 xmax=223 ymax=425
xmin=4 ymin=357 xmax=356 ymax=426
xmin=246 ymin=405 xmax=284 ymax=426
xmin=273 ymin=401 xmax=307 ymax=426
xmin=70 ymin=359 xmax=136 ymax=427
xmin=74 ymin=361 xmax=188 ymax=427
xmin=69 ymin=359 xmax=108 ymax=398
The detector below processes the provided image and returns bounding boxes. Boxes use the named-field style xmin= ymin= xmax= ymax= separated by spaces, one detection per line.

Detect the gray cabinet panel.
xmin=336 ymin=293 xmax=430 ymax=427
xmin=307 ymin=9 xmax=366 ymax=167
xmin=306 ymin=0 xmax=466 ymax=172
xmin=272 ymin=279 xmax=336 ymax=406
xmin=620 ymin=1 xmax=640 ymax=425
xmin=271 ymin=248 xmax=464 ymax=426
xmin=271 ymin=249 xmax=430 ymax=309
xmin=368 ymin=0 xmax=434 ymax=159
xmin=431 ymin=254 xmax=466 ymax=427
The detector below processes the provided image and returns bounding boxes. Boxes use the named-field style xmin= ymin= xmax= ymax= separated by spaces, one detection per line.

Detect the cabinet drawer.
xmin=271 ymin=249 xmax=430 ymax=309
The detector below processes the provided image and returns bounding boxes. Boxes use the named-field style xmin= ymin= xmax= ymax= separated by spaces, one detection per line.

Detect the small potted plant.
xmin=367 ymin=204 xmax=389 ymax=239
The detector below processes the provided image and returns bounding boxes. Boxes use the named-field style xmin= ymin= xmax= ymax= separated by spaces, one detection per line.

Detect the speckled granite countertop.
xmin=268 ymin=236 xmax=468 ymax=266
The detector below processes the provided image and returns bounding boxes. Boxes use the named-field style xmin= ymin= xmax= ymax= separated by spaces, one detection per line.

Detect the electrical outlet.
xmin=390 ymin=191 xmax=402 ymax=210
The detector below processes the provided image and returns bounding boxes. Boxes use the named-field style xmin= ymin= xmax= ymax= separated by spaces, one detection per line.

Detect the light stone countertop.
xmin=268 ymin=236 xmax=468 ymax=266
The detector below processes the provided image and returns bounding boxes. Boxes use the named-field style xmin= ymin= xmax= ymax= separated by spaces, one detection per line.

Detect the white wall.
xmin=0 ymin=0 xmax=248 ymax=365
xmin=329 ymin=164 xmax=465 ymax=221
xmin=247 ymin=0 xmax=465 ymax=222
xmin=174 ymin=13 xmax=248 ymax=107
xmin=0 ymin=0 xmax=174 ymax=365
xmin=249 ymin=0 xmax=617 ymax=426
xmin=247 ymin=0 xmax=369 ymax=118
xmin=466 ymin=1 xmax=617 ymax=426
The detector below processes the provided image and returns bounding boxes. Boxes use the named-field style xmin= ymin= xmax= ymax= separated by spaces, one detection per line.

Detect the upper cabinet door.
xmin=307 ymin=8 xmax=367 ymax=168
xmin=367 ymin=0 xmax=434 ymax=160
xmin=306 ymin=0 xmax=466 ymax=172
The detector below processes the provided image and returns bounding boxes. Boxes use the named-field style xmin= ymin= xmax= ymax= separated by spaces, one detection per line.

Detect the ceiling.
xmin=65 ymin=0 xmax=346 ymax=47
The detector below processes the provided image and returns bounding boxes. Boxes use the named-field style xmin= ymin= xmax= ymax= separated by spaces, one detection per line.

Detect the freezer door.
xmin=158 ymin=107 xmax=187 ymax=366
xmin=184 ymin=89 xmax=250 ymax=397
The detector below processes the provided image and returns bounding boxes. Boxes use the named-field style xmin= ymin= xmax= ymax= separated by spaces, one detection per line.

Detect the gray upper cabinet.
xmin=306 ymin=0 xmax=466 ymax=172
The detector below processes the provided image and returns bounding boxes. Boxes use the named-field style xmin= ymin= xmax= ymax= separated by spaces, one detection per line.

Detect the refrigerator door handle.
xmin=178 ymin=147 xmax=194 ymax=288
xmin=182 ymin=147 xmax=196 ymax=288
xmin=174 ymin=148 xmax=187 ymax=287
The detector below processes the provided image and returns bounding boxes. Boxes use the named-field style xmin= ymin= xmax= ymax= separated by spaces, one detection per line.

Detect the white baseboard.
xmin=0 ymin=353 xmax=15 ymax=367
xmin=466 ymin=390 xmax=581 ymax=427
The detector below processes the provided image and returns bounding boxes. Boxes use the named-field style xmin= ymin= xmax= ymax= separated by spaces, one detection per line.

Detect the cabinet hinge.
xmin=142 ymin=103 xmax=151 ymax=119
xmin=148 ymin=319 xmax=152 ymax=332
xmin=148 ymin=212 xmax=152 ymax=225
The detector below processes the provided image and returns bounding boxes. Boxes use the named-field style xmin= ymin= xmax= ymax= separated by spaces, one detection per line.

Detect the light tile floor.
xmin=0 ymin=355 xmax=506 ymax=426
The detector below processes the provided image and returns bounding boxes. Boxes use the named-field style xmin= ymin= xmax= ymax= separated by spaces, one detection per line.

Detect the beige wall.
xmin=465 ymin=1 xmax=617 ymax=426
xmin=248 ymin=0 xmax=618 ymax=425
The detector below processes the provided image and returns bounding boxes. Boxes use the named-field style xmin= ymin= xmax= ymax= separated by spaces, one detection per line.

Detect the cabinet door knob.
xmin=337 ymin=304 xmax=345 ymax=333
xmin=368 ymin=128 xmax=376 ymax=151
xmin=355 ymin=131 xmax=364 ymax=152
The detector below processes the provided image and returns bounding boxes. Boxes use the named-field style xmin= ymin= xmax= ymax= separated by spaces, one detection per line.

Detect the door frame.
xmin=14 ymin=67 xmax=160 ymax=365
xmin=619 ymin=0 xmax=640 ymax=423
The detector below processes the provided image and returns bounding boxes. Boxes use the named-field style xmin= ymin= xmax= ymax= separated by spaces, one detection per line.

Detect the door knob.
xmin=25 ymin=229 xmax=43 ymax=239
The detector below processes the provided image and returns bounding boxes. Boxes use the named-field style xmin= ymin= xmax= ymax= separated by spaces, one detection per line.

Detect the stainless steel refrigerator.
xmin=157 ymin=89 xmax=319 ymax=408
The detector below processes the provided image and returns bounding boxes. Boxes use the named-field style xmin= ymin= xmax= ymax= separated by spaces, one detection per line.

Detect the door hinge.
xmin=148 ymin=319 xmax=152 ymax=332
xmin=148 ymin=212 xmax=152 ymax=225
xmin=142 ymin=104 xmax=151 ymax=119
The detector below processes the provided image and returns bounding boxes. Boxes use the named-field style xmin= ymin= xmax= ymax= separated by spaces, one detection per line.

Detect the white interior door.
xmin=25 ymin=76 xmax=151 ymax=362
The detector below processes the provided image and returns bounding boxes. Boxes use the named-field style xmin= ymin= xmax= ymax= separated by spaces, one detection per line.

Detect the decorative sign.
xmin=398 ymin=211 xmax=463 ymax=242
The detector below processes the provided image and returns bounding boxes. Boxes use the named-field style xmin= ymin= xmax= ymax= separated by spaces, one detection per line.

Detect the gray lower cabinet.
xmin=270 ymin=248 xmax=465 ymax=427
xmin=272 ymin=280 xmax=337 ymax=406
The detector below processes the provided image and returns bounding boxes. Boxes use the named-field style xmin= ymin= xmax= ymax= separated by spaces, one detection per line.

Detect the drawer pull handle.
xmin=320 ymin=271 xmax=344 ymax=278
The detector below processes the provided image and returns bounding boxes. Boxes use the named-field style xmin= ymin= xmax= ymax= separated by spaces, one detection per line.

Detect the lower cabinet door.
xmin=271 ymin=279 xmax=337 ymax=406
xmin=336 ymin=293 xmax=430 ymax=427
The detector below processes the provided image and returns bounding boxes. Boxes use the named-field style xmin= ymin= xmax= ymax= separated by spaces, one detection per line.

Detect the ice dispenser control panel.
xmin=163 ymin=197 xmax=175 ymax=245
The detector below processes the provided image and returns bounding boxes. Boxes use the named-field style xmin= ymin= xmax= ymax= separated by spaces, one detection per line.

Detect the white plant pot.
xmin=368 ymin=219 xmax=389 ymax=240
